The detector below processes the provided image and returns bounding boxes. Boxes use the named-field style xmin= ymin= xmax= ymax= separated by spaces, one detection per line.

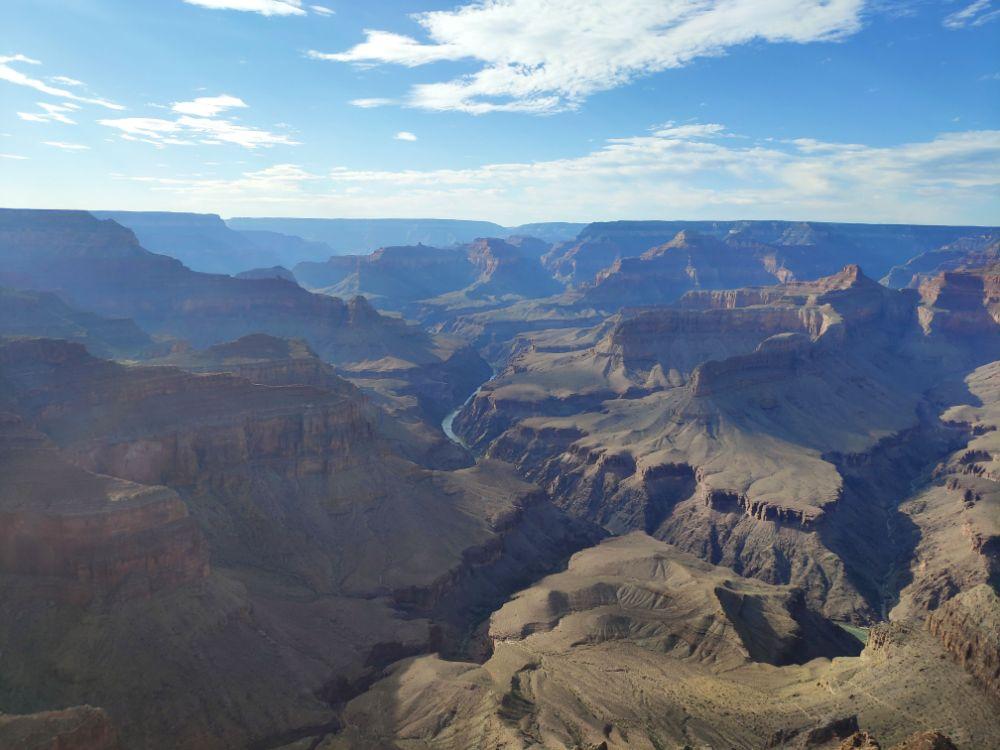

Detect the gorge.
xmin=0 ymin=210 xmax=997 ymax=750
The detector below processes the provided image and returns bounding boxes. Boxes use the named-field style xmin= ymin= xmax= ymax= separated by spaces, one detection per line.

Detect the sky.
xmin=0 ymin=0 xmax=998 ymax=225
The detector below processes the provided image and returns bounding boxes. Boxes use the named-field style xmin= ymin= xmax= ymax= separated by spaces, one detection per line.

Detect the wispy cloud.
xmin=111 ymin=124 xmax=1000 ymax=225
xmin=944 ymin=0 xmax=1000 ymax=29
xmin=311 ymin=0 xmax=867 ymax=113
xmin=348 ymin=97 xmax=396 ymax=109
xmin=117 ymin=163 xmax=319 ymax=196
xmin=0 ymin=153 xmax=28 ymax=160
xmin=49 ymin=75 xmax=84 ymax=87
xmin=171 ymin=94 xmax=247 ymax=117
xmin=99 ymin=94 xmax=296 ymax=149
xmin=394 ymin=131 xmax=417 ymax=141
xmin=182 ymin=0 xmax=306 ymax=15
xmin=0 ymin=55 xmax=123 ymax=110
xmin=18 ymin=101 xmax=81 ymax=124
xmin=181 ymin=0 xmax=334 ymax=16
xmin=43 ymin=140 xmax=90 ymax=150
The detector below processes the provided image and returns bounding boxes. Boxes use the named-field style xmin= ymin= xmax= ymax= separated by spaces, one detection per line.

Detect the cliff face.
xmin=927 ymin=585 xmax=1000 ymax=699
xmin=0 ymin=413 xmax=208 ymax=603
xmin=308 ymin=245 xmax=479 ymax=304
xmin=918 ymin=266 xmax=1000 ymax=335
xmin=0 ymin=706 xmax=122 ymax=750
xmin=883 ymin=233 xmax=999 ymax=289
xmin=0 ymin=287 xmax=152 ymax=360
xmin=582 ymin=230 xmax=780 ymax=308
xmin=891 ymin=360 xmax=1000 ymax=620
xmin=295 ymin=238 xmax=564 ymax=317
xmin=91 ymin=211 xmax=281 ymax=275
xmin=464 ymin=237 xmax=563 ymax=299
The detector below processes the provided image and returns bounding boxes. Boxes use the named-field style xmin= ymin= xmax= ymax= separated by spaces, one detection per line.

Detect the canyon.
xmin=0 ymin=209 xmax=997 ymax=749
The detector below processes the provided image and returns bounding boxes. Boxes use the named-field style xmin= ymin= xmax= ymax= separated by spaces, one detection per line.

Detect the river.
xmin=441 ymin=364 xmax=498 ymax=449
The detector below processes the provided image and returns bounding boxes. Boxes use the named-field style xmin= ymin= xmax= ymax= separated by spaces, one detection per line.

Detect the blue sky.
xmin=1 ymin=0 xmax=998 ymax=225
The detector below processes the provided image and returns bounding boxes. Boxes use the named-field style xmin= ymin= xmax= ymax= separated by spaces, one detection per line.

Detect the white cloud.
xmin=394 ymin=131 xmax=418 ymax=141
xmin=0 ymin=153 xmax=28 ymax=160
xmin=0 ymin=54 xmax=123 ymax=110
xmin=43 ymin=141 xmax=90 ymax=150
xmin=49 ymin=75 xmax=84 ymax=87
xmin=311 ymin=5 xmax=334 ymax=16
xmin=944 ymin=0 xmax=1000 ymax=28
xmin=172 ymin=94 xmax=247 ymax=117
xmin=100 ymin=95 xmax=296 ymax=149
xmin=312 ymin=0 xmax=867 ymax=113
xmin=110 ymin=124 xmax=1000 ymax=226
xmin=182 ymin=0 xmax=306 ymax=15
xmin=17 ymin=101 xmax=81 ymax=124
xmin=118 ymin=163 xmax=320 ymax=196
xmin=348 ymin=97 xmax=395 ymax=108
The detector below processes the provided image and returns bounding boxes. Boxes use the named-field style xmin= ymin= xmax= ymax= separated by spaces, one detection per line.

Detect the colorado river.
xmin=441 ymin=364 xmax=498 ymax=449
xmin=441 ymin=403 xmax=471 ymax=448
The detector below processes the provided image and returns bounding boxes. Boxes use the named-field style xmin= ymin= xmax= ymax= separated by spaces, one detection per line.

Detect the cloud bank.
xmin=312 ymin=0 xmax=867 ymax=113
xmin=100 ymin=94 xmax=296 ymax=149
xmin=114 ymin=123 xmax=1000 ymax=226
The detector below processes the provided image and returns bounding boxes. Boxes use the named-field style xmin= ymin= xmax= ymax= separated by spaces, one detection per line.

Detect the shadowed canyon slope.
xmin=0 ymin=335 xmax=601 ymax=748
xmin=0 ymin=208 xmax=997 ymax=750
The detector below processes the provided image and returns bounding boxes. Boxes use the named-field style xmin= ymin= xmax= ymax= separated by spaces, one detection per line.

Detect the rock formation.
xmin=0 ymin=706 xmax=122 ymax=750
xmin=0 ymin=286 xmax=152 ymax=359
xmin=452 ymin=265 xmax=998 ymax=620
xmin=329 ymin=535 xmax=1000 ymax=750
xmin=927 ymin=585 xmax=1000 ymax=699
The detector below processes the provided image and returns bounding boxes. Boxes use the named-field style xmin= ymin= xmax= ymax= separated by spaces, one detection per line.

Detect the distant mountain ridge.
xmin=545 ymin=219 xmax=998 ymax=285
xmin=228 ymin=216 xmax=586 ymax=254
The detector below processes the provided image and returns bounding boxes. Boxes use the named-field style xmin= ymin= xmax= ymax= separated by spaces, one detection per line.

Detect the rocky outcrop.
xmin=886 ymin=731 xmax=959 ymax=750
xmin=582 ymin=230 xmax=780 ymax=308
xmin=689 ymin=334 xmax=811 ymax=397
xmin=918 ymin=266 xmax=1000 ymax=335
xmin=145 ymin=333 xmax=358 ymax=392
xmin=0 ymin=413 xmax=208 ymax=603
xmin=234 ymin=265 xmax=299 ymax=283
xmin=927 ymin=584 xmax=1000 ymax=698
xmin=0 ymin=706 xmax=122 ymax=750
xmin=90 ymin=210 xmax=283 ymax=275
xmin=883 ymin=232 xmax=999 ymax=289
xmin=464 ymin=237 xmax=562 ymax=299
xmin=0 ymin=287 xmax=152 ymax=359
xmin=296 ymin=238 xmax=563 ymax=317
